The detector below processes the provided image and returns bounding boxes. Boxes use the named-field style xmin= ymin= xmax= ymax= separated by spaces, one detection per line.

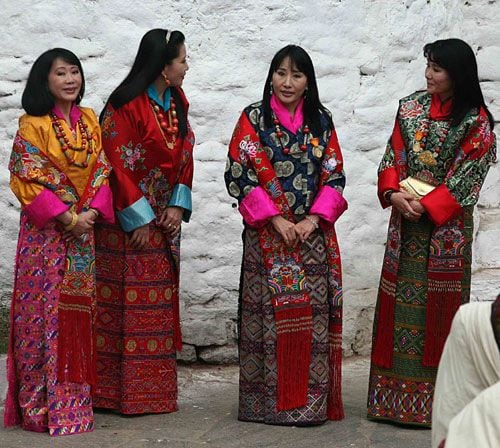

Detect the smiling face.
xmin=47 ymin=57 xmax=82 ymax=109
xmin=162 ymin=44 xmax=189 ymax=87
xmin=271 ymin=57 xmax=308 ymax=114
xmin=425 ymin=59 xmax=454 ymax=100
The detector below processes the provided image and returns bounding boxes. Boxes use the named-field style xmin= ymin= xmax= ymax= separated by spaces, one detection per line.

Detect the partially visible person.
xmin=94 ymin=28 xmax=194 ymax=414
xmin=432 ymin=295 xmax=500 ymax=447
xmin=4 ymin=48 xmax=113 ymax=435
xmin=368 ymin=38 xmax=497 ymax=426
xmin=225 ymin=44 xmax=347 ymax=426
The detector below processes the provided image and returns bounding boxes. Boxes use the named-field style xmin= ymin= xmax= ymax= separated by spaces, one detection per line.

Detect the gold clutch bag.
xmin=399 ymin=176 xmax=436 ymax=199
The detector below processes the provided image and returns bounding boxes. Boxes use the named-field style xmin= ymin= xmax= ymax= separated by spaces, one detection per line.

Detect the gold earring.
xmin=162 ymin=73 xmax=171 ymax=86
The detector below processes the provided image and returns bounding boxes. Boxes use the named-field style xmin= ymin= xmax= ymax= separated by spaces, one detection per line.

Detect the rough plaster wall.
xmin=0 ymin=0 xmax=498 ymax=361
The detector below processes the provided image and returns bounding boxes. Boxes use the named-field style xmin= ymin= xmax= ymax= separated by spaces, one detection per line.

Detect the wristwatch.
xmin=383 ymin=190 xmax=395 ymax=203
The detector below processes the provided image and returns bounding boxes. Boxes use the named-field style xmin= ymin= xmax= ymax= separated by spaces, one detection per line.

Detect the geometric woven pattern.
xmin=368 ymin=212 xmax=473 ymax=426
xmin=238 ymin=230 xmax=330 ymax=425
xmin=368 ymin=374 xmax=434 ymax=425
xmin=93 ymin=223 xmax=178 ymax=415
xmin=6 ymin=216 xmax=94 ymax=435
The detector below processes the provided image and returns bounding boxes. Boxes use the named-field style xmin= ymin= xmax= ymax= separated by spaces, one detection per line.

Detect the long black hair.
xmin=22 ymin=48 xmax=85 ymax=116
xmin=424 ymin=38 xmax=494 ymax=129
xmin=262 ymin=45 xmax=332 ymax=136
xmin=102 ymin=28 xmax=188 ymax=136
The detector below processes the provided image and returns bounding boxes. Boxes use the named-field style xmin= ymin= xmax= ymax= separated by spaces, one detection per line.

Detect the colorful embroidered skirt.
xmin=93 ymin=222 xmax=178 ymax=414
xmin=4 ymin=216 xmax=94 ymax=436
xmin=367 ymin=214 xmax=472 ymax=426
xmin=238 ymin=228 xmax=331 ymax=425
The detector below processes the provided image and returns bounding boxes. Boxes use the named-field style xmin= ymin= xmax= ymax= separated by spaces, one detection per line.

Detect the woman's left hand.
xmin=295 ymin=215 xmax=319 ymax=243
xmin=158 ymin=206 xmax=183 ymax=237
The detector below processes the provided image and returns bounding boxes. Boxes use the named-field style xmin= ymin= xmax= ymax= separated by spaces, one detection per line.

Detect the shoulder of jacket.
xmin=399 ymin=90 xmax=428 ymax=105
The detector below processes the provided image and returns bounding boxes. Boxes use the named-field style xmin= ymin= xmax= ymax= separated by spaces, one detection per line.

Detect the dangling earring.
xmin=162 ymin=73 xmax=171 ymax=87
xmin=269 ymin=81 xmax=273 ymax=95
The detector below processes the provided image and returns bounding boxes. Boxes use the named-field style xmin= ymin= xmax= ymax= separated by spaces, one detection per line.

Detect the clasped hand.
xmin=62 ymin=210 xmax=96 ymax=242
xmin=390 ymin=191 xmax=425 ymax=222
xmin=128 ymin=207 xmax=183 ymax=250
xmin=270 ymin=215 xmax=318 ymax=247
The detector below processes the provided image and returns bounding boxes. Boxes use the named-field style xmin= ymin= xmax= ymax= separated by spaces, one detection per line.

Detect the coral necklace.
xmin=49 ymin=111 xmax=94 ymax=168
xmin=273 ymin=114 xmax=310 ymax=154
xmin=150 ymin=96 xmax=178 ymax=150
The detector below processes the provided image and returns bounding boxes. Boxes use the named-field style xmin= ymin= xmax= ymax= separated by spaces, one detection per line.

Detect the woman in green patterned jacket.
xmin=367 ymin=38 xmax=497 ymax=426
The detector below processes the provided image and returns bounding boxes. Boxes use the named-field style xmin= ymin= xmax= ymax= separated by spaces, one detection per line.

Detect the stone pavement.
xmin=0 ymin=356 xmax=431 ymax=448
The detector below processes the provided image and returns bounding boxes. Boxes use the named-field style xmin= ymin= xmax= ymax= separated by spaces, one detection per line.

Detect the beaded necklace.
xmin=273 ymin=114 xmax=322 ymax=158
xmin=49 ymin=111 xmax=94 ymax=168
xmin=149 ymin=96 xmax=178 ymax=150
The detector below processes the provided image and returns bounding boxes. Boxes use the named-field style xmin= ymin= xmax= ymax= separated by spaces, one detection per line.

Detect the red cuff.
xmin=378 ymin=167 xmax=400 ymax=208
xmin=420 ymin=184 xmax=462 ymax=226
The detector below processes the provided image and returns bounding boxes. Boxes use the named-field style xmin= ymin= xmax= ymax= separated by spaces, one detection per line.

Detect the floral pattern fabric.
xmin=4 ymin=107 xmax=112 ymax=436
xmin=379 ymin=91 xmax=496 ymax=208
xmin=225 ymin=101 xmax=345 ymax=218
xmin=101 ymin=89 xmax=194 ymax=221
xmin=94 ymin=87 xmax=195 ymax=415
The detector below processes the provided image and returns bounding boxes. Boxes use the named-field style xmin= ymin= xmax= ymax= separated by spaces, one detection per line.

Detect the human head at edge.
xmin=22 ymin=48 xmax=85 ymax=116
xmin=424 ymin=38 xmax=494 ymax=128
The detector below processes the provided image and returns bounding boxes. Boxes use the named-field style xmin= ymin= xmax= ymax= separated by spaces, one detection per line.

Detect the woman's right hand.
xmin=270 ymin=215 xmax=298 ymax=247
xmin=128 ymin=224 xmax=150 ymax=250
xmin=390 ymin=191 xmax=422 ymax=222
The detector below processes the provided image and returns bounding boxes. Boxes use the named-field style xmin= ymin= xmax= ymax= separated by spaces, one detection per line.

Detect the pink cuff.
xmin=310 ymin=186 xmax=348 ymax=224
xmin=24 ymin=189 xmax=69 ymax=229
xmin=90 ymin=185 xmax=115 ymax=223
xmin=239 ymin=186 xmax=280 ymax=227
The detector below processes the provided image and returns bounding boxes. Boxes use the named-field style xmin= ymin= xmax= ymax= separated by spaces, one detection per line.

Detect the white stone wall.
xmin=0 ymin=0 xmax=498 ymax=361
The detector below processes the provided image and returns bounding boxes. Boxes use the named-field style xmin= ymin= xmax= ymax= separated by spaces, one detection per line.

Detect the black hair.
xmin=21 ymin=48 xmax=85 ymax=116
xmin=424 ymin=38 xmax=494 ymax=129
xmin=103 ymin=28 xmax=188 ymax=137
xmin=262 ymin=45 xmax=332 ymax=136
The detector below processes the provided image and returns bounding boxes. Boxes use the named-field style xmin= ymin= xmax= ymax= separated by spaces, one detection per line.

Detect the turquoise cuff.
xmin=117 ymin=196 xmax=155 ymax=232
xmin=168 ymin=184 xmax=192 ymax=222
